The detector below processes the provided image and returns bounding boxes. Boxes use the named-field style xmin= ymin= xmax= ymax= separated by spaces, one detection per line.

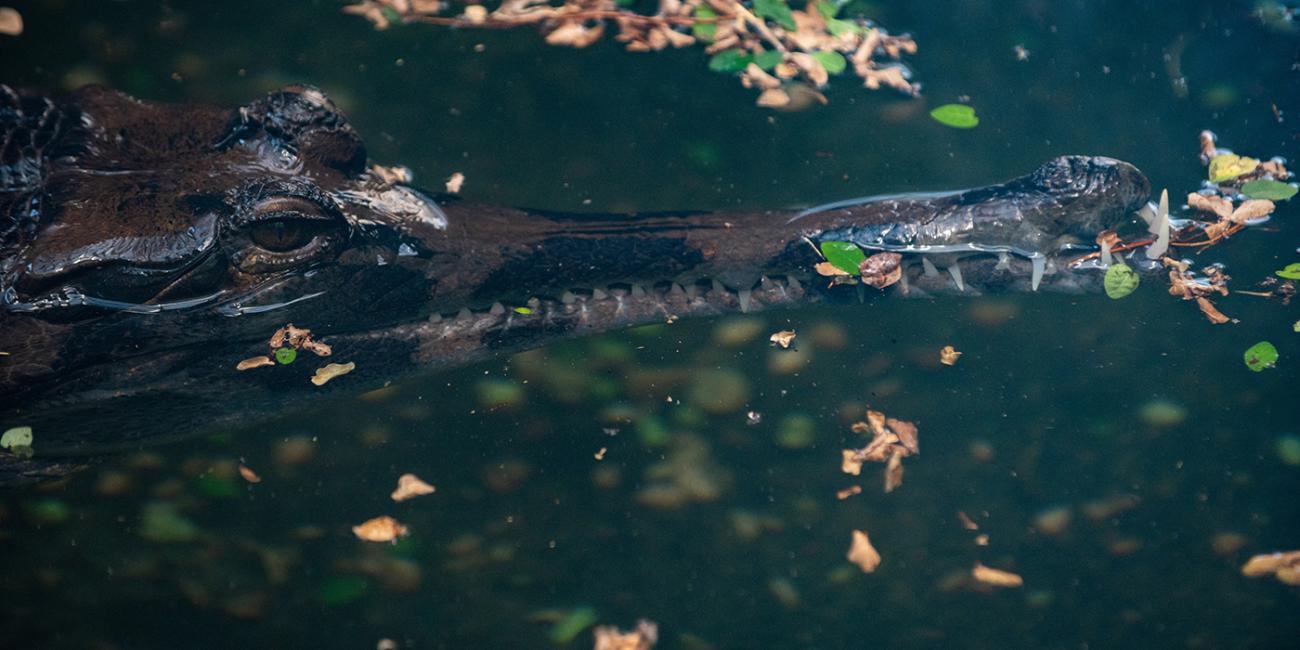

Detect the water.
xmin=2 ymin=0 xmax=1299 ymax=647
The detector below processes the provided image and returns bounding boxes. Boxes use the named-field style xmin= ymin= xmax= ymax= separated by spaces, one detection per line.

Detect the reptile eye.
xmin=248 ymin=219 xmax=317 ymax=252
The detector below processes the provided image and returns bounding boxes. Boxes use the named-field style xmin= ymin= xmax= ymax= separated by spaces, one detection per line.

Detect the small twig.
xmin=724 ymin=0 xmax=787 ymax=52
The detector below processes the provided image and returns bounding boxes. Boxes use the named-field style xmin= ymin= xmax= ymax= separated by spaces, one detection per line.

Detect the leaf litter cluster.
xmin=342 ymin=0 xmax=918 ymax=108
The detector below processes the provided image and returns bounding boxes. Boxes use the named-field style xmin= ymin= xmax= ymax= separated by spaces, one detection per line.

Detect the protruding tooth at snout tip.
xmin=711 ymin=279 xmax=727 ymax=294
xmin=1031 ymin=255 xmax=1045 ymax=292
xmin=759 ymin=275 xmax=777 ymax=291
xmin=947 ymin=264 xmax=965 ymax=292
xmin=921 ymin=257 xmax=940 ymax=277
xmin=738 ymin=288 xmax=753 ymax=313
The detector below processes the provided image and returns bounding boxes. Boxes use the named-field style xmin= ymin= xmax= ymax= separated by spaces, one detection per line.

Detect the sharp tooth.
xmin=457 ymin=307 xmax=473 ymax=321
xmin=1145 ymin=188 xmax=1171 ymax=260
xmin=428 ymin=313 xmax=442 ymax=323
xmin=592 ymin=288 xmax=608 ymax=300
xmin=1031 ymin=255 xmax=1045 ymax=291
xmin=759 ymin=275 xmax=777 ymax=291
xmin=995 ymin=252 xmax=1011 ymax=271
xmin=947 ymin=264 xmax=965 ymax=292
xmin=685 ymin=283 xmax=699 ymax=299
xmin=898 ymin=263 xmax=910 ymax=295
xmin=738 ymin=288 xmax=753 ymax=313
xmin=668 ymin=283 xmax=686 ymax=297
xmin=561 ymin=291 xmax=577 ymax=304
xmin=489 ymin=302 xmax=505 ymax=315
xmin=711 ymin=279 xmax=727 ymax=294
xmin=631 ymin=284 xmax=646 ymax=298
xmin=787 ymin=276 xmax=802 ymax=291
xmin=921 ymin=257 xmax=939 ymax=277
xmin=856 ymin=284 xmax=866 ymax=303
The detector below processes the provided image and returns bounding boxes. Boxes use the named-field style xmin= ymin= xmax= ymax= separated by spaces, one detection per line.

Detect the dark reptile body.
xmin=0 ymin=85 xmax=1151 ymax=485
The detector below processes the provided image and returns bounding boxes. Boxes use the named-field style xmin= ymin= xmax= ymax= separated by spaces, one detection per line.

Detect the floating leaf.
xmin=549 ymin=606 xmax=599 ymax=644
xmin=753 ymin=50 xmax=784 ymax=70
xmin=819 ymin=241 xmax=867 ymax=275
xmin=692 ymin=5 xmax=717 ymax=42
xmin=1103 ymin=263 xmax=1140 ymax=299
xmin=1276 ymin=263 xmax=1300 ymax=280
xmin=513 ymin=306 xmax=533 ymax=315
xmin=1241 ymin=178 xmax=1298 ymax=201
xmin=1 ymin=426 xmax=33 ymax=450
xmin=274 ymin=347 xmax=297 ymax=365
xmin=929 ymin=104 xmax=979 ymax=129
xmin=1243 ymin=341 xmax=1278 ymax=372
xmin=1208 ymin=154 xmax=1259 ymax=183
xmin=1293 ymin=320 xmax=1300 ymax=333
xmin=754 ymin=0 xmax=796 ymax=31
xmin=816 ymin=0 xmax=839 ymax=20
xmin=811 ymin=51 xmax=847 ymax=75
xmin=826 ymin=18 xmax=862 ymax=37
xmin=708 ymin=49 xmax=753 ymax=73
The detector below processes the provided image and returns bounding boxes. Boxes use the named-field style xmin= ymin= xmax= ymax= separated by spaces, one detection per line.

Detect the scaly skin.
xmin=0 ymin=85 xmax=1151 ymax=485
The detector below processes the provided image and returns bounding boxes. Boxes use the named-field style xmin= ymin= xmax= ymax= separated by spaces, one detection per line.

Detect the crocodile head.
xmin=0 ymin=85 xmax=1154 ymax=483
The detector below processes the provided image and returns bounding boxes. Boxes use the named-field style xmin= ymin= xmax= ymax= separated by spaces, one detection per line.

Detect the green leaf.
xmin=754 ymin=0 xmax=797 ymax=31
xmin=811 ymin=51 xmax=847 ymax=75
xmin=929 ymin=104 xmax=979 ymax=129
xmin=1208 ymin=154 xmax=1259 ymax=183
xmin=826 ymin=18 xmax=862 ymax=37
xmin=274 ymin=347 xmax=297 ymax=365
xmin=816 ymin=0 xmax=840 ymax=20
xmin=1243 ymin=341 xmax=1278 ymax=372
xmin=1103 ymin=263 xmax=1140 ymax=299
xmin=753 ymin=50 xmax=785 ymax=70
xmin=708 ymin=49 xmax=754 ymax=73
xmin=1276 ymin=263 xmax=1300 ymax=280
xmin=1241 ymin=178 xmax=1298 ymax=201
xmin=379 ymin=6 xmax=403 ymax=25
xmin=513 ymin=306 xmax=533 ymax=315
xmin=692 ymin=6 xmax=717 ymax=42
xmin=820 ymin=241 xmax=867 ymax=275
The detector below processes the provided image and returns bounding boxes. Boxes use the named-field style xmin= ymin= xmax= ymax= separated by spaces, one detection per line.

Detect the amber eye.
xmin=248 ymin=219 xmax=321 ymax=252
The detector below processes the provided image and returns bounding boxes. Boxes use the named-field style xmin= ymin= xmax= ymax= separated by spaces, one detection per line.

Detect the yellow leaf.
xmin=1208 ymin=154 xmax=1259 ymax=183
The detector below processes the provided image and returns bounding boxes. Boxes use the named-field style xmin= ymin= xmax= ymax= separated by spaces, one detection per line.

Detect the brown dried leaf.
xmin=1228 ymin=199 xmax=1275 ymax=224
xmin=971 ymin=562 xmax=1023 ymax=587
xmin=957 ymin=511 xmax=979 ymax=530
xmin=445 ymin=172 xmax=465 ymax=194
xmin=370 ymin=163 xmax=412 ymax=186
xmin=742 ymin=63 xmax=781 ymax=90
xmin=1198 ymin=130 xmax=1217 ymax=165
xmin=238 ymin=464 xmax=262 ymax=483
xmin=840 ymin=449 xmax=864 ymax=476
xmin=545 ymin=20 xmax=605 ymax=48
xmin=1260 ymin=160 xmax=1290 ymax=180
xmin=846 ymin=529 xmax=881 ymax=573
xmin=814 ymin=261 xmax=850 ymax=277
xmin=755 ymin=88 xmax=791 ymax=108
xmin=311 ymin=362 xmax=356 ymax=386
xmin=236 ymin=356 xmax=275 ymax=371
xmin=0 ymin=7 xmax=23 ymax=36
xmin=886 ymin=418 xmax=919 ymax=455
xmin=939 ymin=345 xmax=962 ymax=366
xmin=865 ymin=410 xmax=887 ymax=437
xmin=592 ymin=619 xmax=658 ymax=650
xmin=769 ymin=330 xmax=797 ymax=349
xmin=390 ymin=473 xmax=436 ymax=502
xmin=1195 ymin=297 xmax=1231 ymax=324
xmin=883 ymin=449 xmax=904 ymax=492
xmin=850 ymin=421 xmax=871 ymax=435
xmin=352 ymin=516 xmax=409 ymax=543
xmin=859 ymin=252 xmax=902 ymax=289
xmin=1241 ymin=550 xmax=1300 ymax=577
xmin=302 ymin=339 xmax=333 ymax=357
xmin=1186 ymin=193 xmax=1234 ymax=220
xmin=836 ymin=485 xmax=863 ymax=500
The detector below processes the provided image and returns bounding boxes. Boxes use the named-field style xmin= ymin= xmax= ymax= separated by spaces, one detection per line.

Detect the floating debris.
xmin=971 ymin=562 xmax=1023 ymax=588
xmin=352 ymin=516 xmax=409 ymax=543
xmin=311 ymin=362 xmax=357 ymax=386
xmin=0 ymin=7 xmax=21 ymax=36
xmin=939 ymin=345 xmax=962 ymax=366
xmin=593 ymin=619 xmax=659 ymax=650
xmin=594 ymin=447 xmax=608 ymax=461
xmin=929 ymin=103 xmax=979 ymax=129
xmin=236 ymin=356 xmax=275 ymax=371
xmin=957 ymin=511 xmax=979 ymax=531
xmin=846 ymin=529 xmax=882 ymax=573
xmin=445 ymin=171 xmax=465 ymax=193
xmin=390 ymin=473 xmax=436 ymax=501
xmin=1243 ymin=341 xmax=1278 ymax=372
xmin=858 ymin=252 xmax=903 ymax=289
xmin=238 ymin=464 xmax=262 ymax=484
xmin=836 ymin=485 xmax=862 ymax=500
xmin=769 ymin=330 xmax=797 ymax=349
xmin=369 ymin=163 xmax=412 ymax=185
xmin=1241 ymin=550 xmax=1300 ymax=586
xmin=840 ymin=409 xmax=919 ymax=492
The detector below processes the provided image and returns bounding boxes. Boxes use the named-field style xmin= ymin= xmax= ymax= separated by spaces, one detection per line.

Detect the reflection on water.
xmin=2 ymin=0 xmax=1298 ymax=648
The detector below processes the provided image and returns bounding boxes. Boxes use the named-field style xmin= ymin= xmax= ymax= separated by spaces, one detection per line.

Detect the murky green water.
xmin=3 ymin=1 xmax=1299 ymax=648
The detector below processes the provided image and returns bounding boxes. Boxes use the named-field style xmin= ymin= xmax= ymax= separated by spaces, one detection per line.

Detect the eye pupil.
xmin=250 ymin=220 xmax=311 ymax=252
